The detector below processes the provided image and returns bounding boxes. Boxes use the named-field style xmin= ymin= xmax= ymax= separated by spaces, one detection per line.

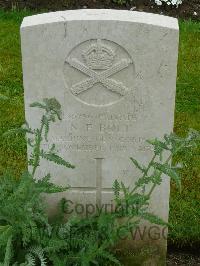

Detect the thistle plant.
xmin=0 ymin=98 xmax=74 ymax=265
xmin=27 ymin=98 xmax=75 ymax=177
xmin=0 ymin=98 xmax=199 ymax=265
xmin=112 ymin=129 xmax=200 ymax=236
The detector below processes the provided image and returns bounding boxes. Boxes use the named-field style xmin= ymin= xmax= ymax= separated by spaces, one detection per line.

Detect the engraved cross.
xmin=95 ymin=158 xmax=104 ymax=208
xmin=70 ymin=158 xmax=113 ymax=209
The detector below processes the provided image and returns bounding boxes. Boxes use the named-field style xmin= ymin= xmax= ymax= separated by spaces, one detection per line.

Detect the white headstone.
xmin=21 ymin=9 xmax=179 ymax=264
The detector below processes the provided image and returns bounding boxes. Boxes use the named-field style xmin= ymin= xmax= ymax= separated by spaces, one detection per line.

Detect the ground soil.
xmin=167 ymin=245 xmax=200 ymax=266
xmin=0 ymin=0 xmax=199 ymax=20
xmin=167 ymin=251 xmax=200 ymax=265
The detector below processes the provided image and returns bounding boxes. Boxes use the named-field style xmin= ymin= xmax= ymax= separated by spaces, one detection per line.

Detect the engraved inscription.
xmin=45 ymin=135 xmax=152 ymax=153
xmin=64 ymin=39 xmax=135 ymax=106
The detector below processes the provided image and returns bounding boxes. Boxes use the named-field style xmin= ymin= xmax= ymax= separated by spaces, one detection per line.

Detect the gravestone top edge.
xmin=21 ymin=9 xmax=178 ymax=30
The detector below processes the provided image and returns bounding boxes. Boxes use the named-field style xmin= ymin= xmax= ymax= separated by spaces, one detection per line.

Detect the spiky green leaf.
xmin=153 ymin=162 xmax=181 ymax=191
xmin=41 ymin=152 xmax=75 ymax=169
xmin=130 ymin=157 xmax=146 ymax=173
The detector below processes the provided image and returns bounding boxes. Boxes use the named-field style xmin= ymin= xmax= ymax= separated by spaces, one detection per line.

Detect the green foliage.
xmin=0 ymin=99 xmax=74 ymax=265
xmin=112 ymin=0 xmax=127 ymax=5
xmin=25 ymin=246 xmax=47 ymax=266
xmin=169 ymin=19 xmax=200 ymax=246
xmin=111 ymin=130 xmax=199 ymax=240
xmin=1 ymin=98 xmax=199 ymax=265
xmin=3 ymin=236 xmax=12 ymax=266
xmin=0 ymin=98 xmax=124 ymax=265
xmin=27 ymin=98 xmax=75 ymax=176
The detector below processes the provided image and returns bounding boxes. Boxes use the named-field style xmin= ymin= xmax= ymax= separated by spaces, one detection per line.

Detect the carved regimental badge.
xmin=64 ymin=39 xmax=134 ymax=106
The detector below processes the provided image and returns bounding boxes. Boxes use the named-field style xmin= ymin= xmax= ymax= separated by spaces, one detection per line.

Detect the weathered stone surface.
xmin=21 ymin=9 xmax=179 ymax=264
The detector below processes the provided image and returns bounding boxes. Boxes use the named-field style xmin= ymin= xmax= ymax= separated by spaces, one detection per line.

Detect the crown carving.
xmin=82 ymin=39 xmax=115 ymax=70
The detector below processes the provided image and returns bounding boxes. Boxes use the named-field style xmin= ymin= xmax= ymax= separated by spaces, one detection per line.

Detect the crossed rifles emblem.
xmin=66 ymin=40 xmax=132 ymax=96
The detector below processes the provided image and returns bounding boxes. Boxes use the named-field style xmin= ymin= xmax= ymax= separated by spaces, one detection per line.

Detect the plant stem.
xmin=32 ymin=115 xmax=45 ymax=177
xmin=130 ymin=154 xmax=157 ymax=195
